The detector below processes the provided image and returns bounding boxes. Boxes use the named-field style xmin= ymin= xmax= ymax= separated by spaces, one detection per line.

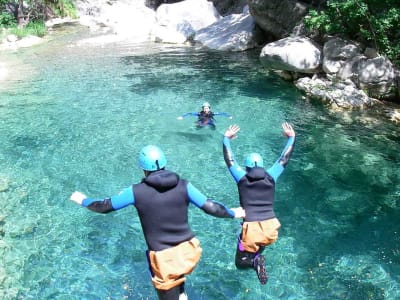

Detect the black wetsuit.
xmin=81 ymin=169 xmax=235 ymax=300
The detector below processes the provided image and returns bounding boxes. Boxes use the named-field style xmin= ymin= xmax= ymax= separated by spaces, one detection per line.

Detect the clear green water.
xmin=0 ymin=26 xmax=399 ymax=300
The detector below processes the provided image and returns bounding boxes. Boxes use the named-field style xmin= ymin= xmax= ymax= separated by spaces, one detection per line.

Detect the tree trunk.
xmin=17 ymin=0 xmax=26 ymax=28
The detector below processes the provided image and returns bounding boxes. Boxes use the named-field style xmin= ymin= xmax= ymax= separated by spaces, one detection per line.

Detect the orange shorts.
xmin=240 ymin=218 xmax=281 ymax=253
xmin=148 ymin=237 xmax=202 ymax=290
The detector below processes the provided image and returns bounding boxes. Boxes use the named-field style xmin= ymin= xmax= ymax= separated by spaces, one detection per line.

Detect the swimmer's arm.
xmin=187 ymin=183 xmax=243 ymax=218
xmin=223 ymin=136 xmax=246 ymax=182
xmin=70 ymin=187 xmax=135 ymax=213
xmin=177 ymin=112 xmax=199 ymax=119
xmin=267 ymin=135 xmax=295 ymax=182
xmin=214 ymin=112 xmax=232 ymax=119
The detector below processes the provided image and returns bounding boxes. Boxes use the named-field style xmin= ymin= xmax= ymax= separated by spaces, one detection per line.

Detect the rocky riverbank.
xmin=1 ymin=0 xmax=399 ymax=122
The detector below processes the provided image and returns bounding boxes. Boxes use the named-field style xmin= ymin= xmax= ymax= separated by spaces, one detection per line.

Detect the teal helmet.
xmin=244 ymin=153 xmax=263 ymax=168
xmin=139 ymin=145 xmax=167 ymax=171
xmin=202 ymin=101 xmax=210 ymax=108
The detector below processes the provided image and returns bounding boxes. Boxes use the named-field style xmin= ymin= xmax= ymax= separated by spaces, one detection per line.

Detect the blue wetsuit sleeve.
xmin=222 ymin=136 xmax=246 ymax=183
xmin=187 ymin=182 xmax=207 ymax=208
xmin=187 ymin=183 xmax=234 ymax=218
xmin=179 ymin=112 xmax=199 ymax=118
xmin=213 ymin=112 xmax=232 ymax=118
xmin=82 ymin=186 xmax=135 ymax=213
xmin=267 ymin=136 xmax=295 ymax=182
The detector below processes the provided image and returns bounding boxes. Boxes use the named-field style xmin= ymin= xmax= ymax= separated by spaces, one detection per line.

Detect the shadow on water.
xmin=121 ymin=47 xmax=284 ymax=101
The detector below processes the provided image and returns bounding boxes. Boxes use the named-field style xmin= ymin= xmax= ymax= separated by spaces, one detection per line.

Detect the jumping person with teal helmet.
xmin=70 ymin=145 xmax=245 ymax=300
xmin=222 ymin=122 xmax=295 ymax=284
xmin=177 ymin=102 xmax=232 ymax=129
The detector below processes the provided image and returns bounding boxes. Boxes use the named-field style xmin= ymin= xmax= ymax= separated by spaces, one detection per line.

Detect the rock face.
xmin=194 ymin=7 xmax=258 ymax=51
xmin=145 ymin=0 xmax=248 ymax=16
xmin=357 ymin=56 xmax=396 ymax=99
xmin=247 ymin=0 xmax=310 ymax=39
xmin=295 ymin=76 xmax=380 ymax=108
xmin=152 ymin=0 xmax=221 ymax=43
xmin=260 ymin=36 xmax=322 ymax=73
xmin=322 ymin=38 xmax=362 ymax=75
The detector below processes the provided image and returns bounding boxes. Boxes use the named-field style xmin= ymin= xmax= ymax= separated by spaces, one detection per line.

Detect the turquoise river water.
xmin=0 ymin=26 xmax=399 ymax=299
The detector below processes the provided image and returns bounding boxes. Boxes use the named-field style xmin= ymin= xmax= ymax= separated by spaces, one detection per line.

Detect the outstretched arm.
xmin=223 ymin=125 xmax=246 ymax=182
xmin=70 ymin=187 xmax=134 ymax=213
xmin=267 ymin=122 xmax=296 ymax=182
xmin=213 ymin=112 xmax=233 ymax=119
xmin=187 ymin=183 xmax=245 ymax=218
xmin=177 ymin=112 xmax=199 ymax=120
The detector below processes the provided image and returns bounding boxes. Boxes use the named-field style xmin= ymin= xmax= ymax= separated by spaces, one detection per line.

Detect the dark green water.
xmin=0 ymin=26 xmax=399 ymax=300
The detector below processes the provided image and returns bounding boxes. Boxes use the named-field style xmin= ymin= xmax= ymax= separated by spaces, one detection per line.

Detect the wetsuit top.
xmin=222 ymin=135 xmax=295 ymax=222
xmin=180 ymin=111 xmax=232 ymax=126
xmin=81 ymin=169 xmax=235 ymax=251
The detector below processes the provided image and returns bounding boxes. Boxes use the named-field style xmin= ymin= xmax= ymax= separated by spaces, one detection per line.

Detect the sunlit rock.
xmin=194 ymin=6 xmax=257 ymax=51
xmin=260 ymin=36 xmax=321 ymax=73
xmin=295 ymin=76 xmax=379 ymax=108
xmin=152 ymin=20 xmax=195 ymax=44
xmin=357 ymin=56 xmax=396 ymax=99
xmin=322 ymin=37 xmax=361 ymax=74
xmin=152 ymin=0 xmax=221 ymax=44
xmin=76 ymin=0 xmax=156 ymax=42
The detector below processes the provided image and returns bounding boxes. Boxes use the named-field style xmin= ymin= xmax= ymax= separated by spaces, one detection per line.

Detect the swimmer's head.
xmin=202 ymin=102 xmax=211 ymax=113
xmin=244 ymin=153 xmax=263 ymax=168
xmin=139 ymin=145 xmax=167 ymax=171
xmin=202 ymin=102 xmax=211 ymax=109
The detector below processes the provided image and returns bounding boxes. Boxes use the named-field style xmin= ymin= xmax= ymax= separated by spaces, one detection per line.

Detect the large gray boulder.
xmin=295 ymin=76 xmax=380 ymax=108
xmin=152 ymin=0 xmax=221 ymax=44
xmin=357 ymin=56 xmax=396 ymax=99
xmin=323 ymin=37 xmax=362 ymax=74
xmin=260 ymin=36 xmax=321 ymax=73
xmin=321 ymin=37 xmax=397 ymax=99
xmin=248 ymin=0 xmax=309 ymax=39
xmin=75 ymin=0 xmax=156 ymax=42
xmin=194 ymin=7 xmax=258 ymax=51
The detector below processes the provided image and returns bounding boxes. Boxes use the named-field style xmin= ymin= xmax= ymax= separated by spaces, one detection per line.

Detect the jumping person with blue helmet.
xmin=222 ymin=122 xmax=295 ymax=284
xmin=177 ymin=102 xmax=232 ymax=129
xmin=70 ymin=145 xmax=245 ymax=300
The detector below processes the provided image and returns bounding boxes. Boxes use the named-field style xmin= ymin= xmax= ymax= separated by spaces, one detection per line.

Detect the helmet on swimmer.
xmin=202 ymin=102 xmax=211 ymax=108
xmin=139 ymin=145 xmax=167 ymax=171
xmin=244 ymin=153 xmax=264 ymax=168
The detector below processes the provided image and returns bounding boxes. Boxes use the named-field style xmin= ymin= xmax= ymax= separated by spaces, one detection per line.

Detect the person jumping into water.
xmin=222 ymin=122 xmax=295 ymax=285
xmin=70 ymin=145 xmax=245 ymax=300
xmin=177 ymin=102 xmax=232 ymax=129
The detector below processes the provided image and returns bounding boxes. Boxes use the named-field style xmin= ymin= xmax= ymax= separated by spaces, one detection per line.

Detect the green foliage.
xmin=304 ymin=0 xmax=400 ymax=65
xmin=9 ymin=20 xmax=46 ymax=38
xmin=45 ymin=0 xmax=77 ymax=18
xmin=0 ymin=12 xmax=16 ymax=27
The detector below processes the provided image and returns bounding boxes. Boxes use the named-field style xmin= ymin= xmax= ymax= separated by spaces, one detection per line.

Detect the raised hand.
xmin=224 ymin=124 xmax=240 ymax=139
xmin=282 ymin=122 xmax=295 ymax=137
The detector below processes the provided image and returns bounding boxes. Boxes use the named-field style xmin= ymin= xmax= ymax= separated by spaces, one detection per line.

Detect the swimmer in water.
xmin=177 ymin=102 xmax=232 ymax=130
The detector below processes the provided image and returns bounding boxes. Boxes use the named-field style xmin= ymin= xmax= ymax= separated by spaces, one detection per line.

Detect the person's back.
xmin=237 ymin=166 xmax=275 ymax=221
xmin=222 ymin=123 xmax=295 ymax=285
xmin=133 ymin=169 xmax=194 ymax=251
xmin=70 ymin=145 xmax=245 ymax=300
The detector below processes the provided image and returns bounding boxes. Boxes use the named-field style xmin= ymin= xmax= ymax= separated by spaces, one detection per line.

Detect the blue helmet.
xmin=139 ymin=145 xmax=167 ymax=171
xmin=244 ymin=153 xmax=263 ymax=168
